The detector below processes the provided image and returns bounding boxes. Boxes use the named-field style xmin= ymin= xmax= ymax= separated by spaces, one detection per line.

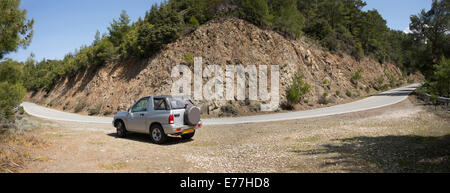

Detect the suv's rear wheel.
xmin=116 ymin=121 xmax=127 ymax=138
xmin=181 ymin=131 xmax=195 ymax=140
xmin=150 ymin=124 xmax=167 ymax=144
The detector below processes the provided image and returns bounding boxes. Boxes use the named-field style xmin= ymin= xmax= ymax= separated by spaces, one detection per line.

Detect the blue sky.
xmin=6 ymin=0 xmax=162 ymax=62
xmin=6 ymin=0 xmax=433 ymax=62
xmin=363 ymin=0 xmax=432 ymax=33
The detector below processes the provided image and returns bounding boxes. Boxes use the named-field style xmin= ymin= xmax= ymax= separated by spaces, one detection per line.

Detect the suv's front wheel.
xmin=116 ymin=120 xmax=127 ymax=138
xmin=150 ymin=124 xmax=167 ymax=144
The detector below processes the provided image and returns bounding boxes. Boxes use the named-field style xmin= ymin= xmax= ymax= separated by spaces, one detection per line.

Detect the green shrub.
xmin=280 ymin=101 xmax=294 ymax=110
xmin=335 ymin=90 xmax=341 ymax=97
xmin=88 ymin=108 xmax=98 ymax=116
xmin=323 ymin=33 xmax=338 ymax=52
xmin=428 ymin=56 xmax=450 ymax=97
xmin=119 ymin=25 xmax=141 ymax=59
xmin=322 ymin=79 xmax=330 ymax=86
xmin=376 ymin=76 xmax=384 ymax=85
xmin=0 ymin=60 xmax=26 ymax=118
xmin=407 ymin=77 xmax=414 ymax=84
xmin=18 ymin=106 xmax=24 ymax=115
xmin=415 ymin=85 xmax=428 ymax=95
xmin=248 ymin=103 xmax=260 ymax=112
xmin=353 ymin=90 xmax=361 ymax=98
xmin=345 ymin=89 xmax=352 ymax=97
xmin=350 ymin=68 xmax=363 ymax=86
xmin=386 ymin=73 xmax=396 ymax=87
xmin=184 ymin=53 xmax=194 ymax=65
xmin=220 ymin=104 xmax=238 ymax=116
xmin=351 ymin=42 xmax=364 ymax=61
xmin=89 ymin=38 xmax=116 ymax=67
xmin=373 ymin=76 xmax=389 ymax=91
xmin=0 ymin=59 xmax=24 ymax=84
xmin=63 ymin=101 xmax=70 ymax=110
xmin=74 ymin=102 xmax=86 ymax=113
xmin=88 ymin=104 xmax=102 ymax=116
xmin=344 ymin=89 xmax=360 ymax=98
xmin=318 ymin=92 xmax=329 ymax=105
xmin=188 ymin=16 xmax=200 ymax=29
xmin=0 ymin=82 xmax=26 ymax=117
xmin=286 ymin=71 xmax=311 ymax=104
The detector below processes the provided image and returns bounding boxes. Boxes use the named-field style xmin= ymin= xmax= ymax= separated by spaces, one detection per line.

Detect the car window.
xmin=131 ymin=98 xmax=148 ymax=112
xmin=169 ymin=97 xmax=194 ymax=109
xmin=154 ymin=98 xmax=168 ymax=110
xmin=170 ymin=100 xmax=186 ymax=109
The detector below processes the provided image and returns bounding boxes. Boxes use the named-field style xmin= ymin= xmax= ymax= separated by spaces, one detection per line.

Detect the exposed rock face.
xmin=27 ymin=18 xmax=421 ymax=116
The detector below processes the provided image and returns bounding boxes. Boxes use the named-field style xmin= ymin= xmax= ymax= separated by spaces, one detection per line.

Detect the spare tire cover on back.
xmin=184 ymin=106 xmax=200 ymax=126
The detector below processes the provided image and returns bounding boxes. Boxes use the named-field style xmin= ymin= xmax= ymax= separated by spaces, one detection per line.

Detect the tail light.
xmin=197 ymin=124 xmax=202 ymax=128
xmin=168 ymin=114 xmax=174 ymax=124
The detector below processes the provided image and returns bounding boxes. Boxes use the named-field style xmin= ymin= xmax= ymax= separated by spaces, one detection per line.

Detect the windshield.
xmin=169 ymin=96 xmax=194 ymax=109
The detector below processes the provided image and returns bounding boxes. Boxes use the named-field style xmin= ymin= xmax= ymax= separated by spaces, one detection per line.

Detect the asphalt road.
xmin=21 ymin=83 xmax=420 ymax=125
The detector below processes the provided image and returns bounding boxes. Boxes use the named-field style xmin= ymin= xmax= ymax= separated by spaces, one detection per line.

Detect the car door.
xmin=149 ymin=97 xmax=170 ymax=127
xmin=128 ymin=97 xmax=149 ymax=133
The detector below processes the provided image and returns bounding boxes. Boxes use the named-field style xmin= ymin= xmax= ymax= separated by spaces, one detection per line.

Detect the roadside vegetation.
xmin=0 ymin=0 xmax=31 ymax=119
xmin=0 ymin=0 xmax=37 ymax=172
xmin=0 ymin=111 xmax=49 ymax=173
xmin=0 ymin=59 xmax=26 ymax=118
xmin=285 ymin=69 xmax=311 ymax=108
xmin=418 ymin=57 xmax=450 ymax=98
xmin=350 ymin=68 xmax=363 ymax=86
xmin=0 ymin=126 xmax=48 ymax=173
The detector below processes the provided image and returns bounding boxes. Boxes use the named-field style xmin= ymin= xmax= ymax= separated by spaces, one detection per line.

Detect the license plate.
xmin=182 ymin=129 xmax=194 ymax=134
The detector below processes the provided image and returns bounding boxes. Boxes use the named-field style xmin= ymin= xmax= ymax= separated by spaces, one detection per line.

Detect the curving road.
xmin=21 ymin=83 xmax=420 ymax=126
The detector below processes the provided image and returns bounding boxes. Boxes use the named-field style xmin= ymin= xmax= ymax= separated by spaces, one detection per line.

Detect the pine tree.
xmin=93 ymin=30 xmax=101 ymax=45
xmin=0 ymin=0 xmax=34 ymax=59
xmin=241 ymin=0 xmax=272 ymax=26
xmin=108 ymin=10 xmax=130 ymax=47
xmin=271 ymin=0 xmax=304 ymax=38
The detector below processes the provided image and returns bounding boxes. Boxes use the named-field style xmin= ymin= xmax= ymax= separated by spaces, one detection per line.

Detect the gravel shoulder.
xmin=20 ymin=96 xmax=450 ymax=173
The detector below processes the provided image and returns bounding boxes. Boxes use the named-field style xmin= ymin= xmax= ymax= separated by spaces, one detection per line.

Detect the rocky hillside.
xmin=26 ymin=18 xmax=421 ymax=116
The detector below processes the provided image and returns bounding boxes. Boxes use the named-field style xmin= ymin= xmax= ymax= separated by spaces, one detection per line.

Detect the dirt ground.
xmin=19 ymin=96 xmax=450 ymax=173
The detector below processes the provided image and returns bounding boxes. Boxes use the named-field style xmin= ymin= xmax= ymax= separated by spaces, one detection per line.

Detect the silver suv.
xmin=113 ymin=95 xmax=202 ymax=144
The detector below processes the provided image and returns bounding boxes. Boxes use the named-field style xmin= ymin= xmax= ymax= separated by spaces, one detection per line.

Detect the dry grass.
xmin=0 ymin=132 xmax=49 ymax=173
xmin=0 ymin=114 xmax=51 ymax=173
